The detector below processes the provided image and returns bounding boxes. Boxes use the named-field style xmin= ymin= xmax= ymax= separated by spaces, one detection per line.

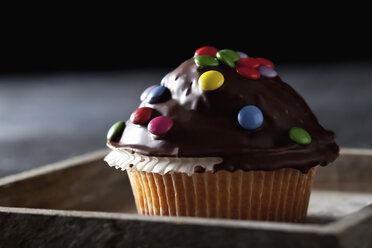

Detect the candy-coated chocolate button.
xmin=216 ymin=52 xmax=235 ymax=68
xmin=289 ymin=127 xmax=312 ymax=145
xmin=216 ymin=49 xmax=240 ymax=68
xmin=257 ymin=66 xmax=278 ymax=78
xmin=256 ymin=57 xmax=275 ymax=69
xmin=237 ymin=51 xmax=248 ymax=59
xmin=198 ymin=70 xmax=224 ymax=91
xmin=236 ymin=58 xmax=260 ymax=68
xmin=147 ymin=85 xmax=170 ymax=104
xmin=195 ymin=46 xmax=219 ymax=57
xmin=238 ymin=105 xmax=264 ymax=130
xmin=130 ymin=107 xmax=153 ymax=125
xmin=218 ymin=49 xmax=240 ymax=62
xmin=148 ymin=116 xmax=173 ymax=136
xmin=107 ymin=121 xmax=125 ymax=142
xmin=194 ymin=55 xmax=219 ymax=67
xmin=236 ymin=66 xmax=260 ymax=80
xmin=140 ymin=85 xmax=158 ymax=101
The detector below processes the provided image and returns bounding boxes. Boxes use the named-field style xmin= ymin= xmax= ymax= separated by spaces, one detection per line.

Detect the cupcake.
xmin=104 ymin=46 xmax=339 ymax=222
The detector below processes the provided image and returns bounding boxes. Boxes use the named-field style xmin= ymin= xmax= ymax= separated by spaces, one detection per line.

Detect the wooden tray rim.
xmin=0 ymin=147 xmax=371 ymax=235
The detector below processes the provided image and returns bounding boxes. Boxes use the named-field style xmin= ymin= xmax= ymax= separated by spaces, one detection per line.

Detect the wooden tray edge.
xmin=0 ymin=149 xmax=109 ymax=186
xmin=0 ymin=205 xmax=326 ymax=233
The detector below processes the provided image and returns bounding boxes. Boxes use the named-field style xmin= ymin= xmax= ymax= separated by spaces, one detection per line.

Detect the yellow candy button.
xmin=198 ymin=70 xmax=224 ymax=91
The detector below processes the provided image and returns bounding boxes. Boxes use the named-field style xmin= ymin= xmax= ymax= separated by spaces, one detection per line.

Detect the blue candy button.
xmin=238 ymin=105 xmax=264 ymax=130
xmin=140 ymin=85 xmax=158 ymax=101
xmin=147 ymin=85 xmax=170 ymax=104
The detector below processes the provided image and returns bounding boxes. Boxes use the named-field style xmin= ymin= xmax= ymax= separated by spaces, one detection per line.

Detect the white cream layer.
xmin=104 ymin=149 xmax=223 ymax=176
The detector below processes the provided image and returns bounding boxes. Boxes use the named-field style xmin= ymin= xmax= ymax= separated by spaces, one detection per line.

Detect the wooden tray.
xmin=0 ymin=148 xmax=371 ymax=248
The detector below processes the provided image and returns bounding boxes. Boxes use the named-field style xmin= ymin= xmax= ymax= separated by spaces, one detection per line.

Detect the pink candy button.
xmin=147 ymin=116 xmax=173 ymax=136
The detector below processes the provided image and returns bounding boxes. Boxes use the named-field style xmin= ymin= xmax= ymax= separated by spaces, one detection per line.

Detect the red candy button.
xmin=236 ymin=66 xmax=260 ymax=80
xmin=194 ymin=46 xmax=219 ymax=57
xmin=236 ymin=58 xmax=260 ymax=68
xmin=255 ymin=58 xmax=275 ymax=69
xmin=130 ymin=107 xmax=153 ymax=125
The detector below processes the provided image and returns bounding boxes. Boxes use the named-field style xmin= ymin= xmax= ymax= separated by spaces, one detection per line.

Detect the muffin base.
xmin=127 ymin=167 xmax=316 ymax=222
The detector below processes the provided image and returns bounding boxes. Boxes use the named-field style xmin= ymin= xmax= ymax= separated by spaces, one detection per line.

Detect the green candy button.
xmin=219 ymin=49 xmax=240 ymax=62
xmin=216 ymin=49 xmax=240 ymax=68
xmin=107 ymin=121 xmax=125 ymax=142
xmin=289 ymin=127 xmax=312 ymax=145
xmin=194 ymin=55 xmax=219 ymax=67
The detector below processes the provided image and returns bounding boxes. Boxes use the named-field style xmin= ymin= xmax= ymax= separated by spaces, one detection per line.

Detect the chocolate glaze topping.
xmin=109 ymin=57 xmax=339 ymax=173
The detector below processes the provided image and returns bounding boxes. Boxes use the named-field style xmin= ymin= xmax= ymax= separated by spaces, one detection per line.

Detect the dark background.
xmin=2 ymin=30 xmax=372 ymax=74
xmin=1 ymin=13 xmax=371 ymax=177
xmin=1 ymin=12 xmax=371 ymax=74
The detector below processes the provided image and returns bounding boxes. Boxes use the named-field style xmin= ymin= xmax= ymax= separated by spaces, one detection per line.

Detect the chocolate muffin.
xmin=104 ymin=46 xmax=339 ymax=222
